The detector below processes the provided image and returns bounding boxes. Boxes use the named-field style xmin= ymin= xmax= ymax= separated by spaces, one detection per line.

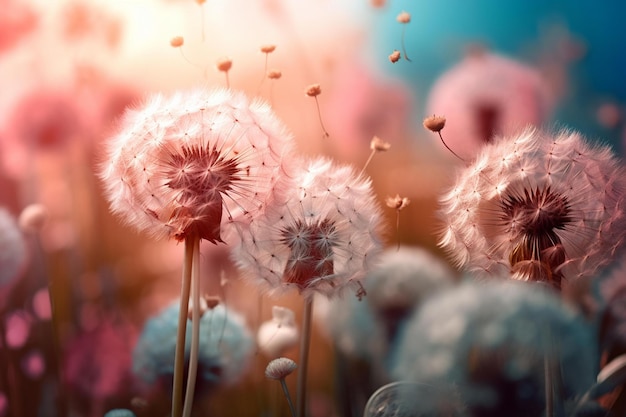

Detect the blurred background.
xmin=0 ymin=1 xmax=625 ymax=416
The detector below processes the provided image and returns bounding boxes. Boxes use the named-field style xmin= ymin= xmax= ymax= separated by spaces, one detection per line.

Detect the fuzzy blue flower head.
xmin=132 ymin=302 xmax=254 ymax=390
xmin=392 ymin=280 xmax=597 ymax=417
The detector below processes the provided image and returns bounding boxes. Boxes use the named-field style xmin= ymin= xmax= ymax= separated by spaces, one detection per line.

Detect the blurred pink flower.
xmin=426 ymin=51 xmax=553 ymax=159
xmin=99 ymin=87 xmax=294 ymax=242
xmin=438 ymin=128 xmax=626 ymax=289
xmin=0 ymin=0 xmax=38 ymax=53
xmin=234 ymin=157 xmax=384 ymax=298
xmin=64 ymin=317 xmax=136 ymax=401
xmin=325 ymin=63 xmax=412 ymax=160
xmin=4 ymin=310 xmax=31 ymax=349
xmin=21 ymin=349 xmax=46 ymax=379
xmin=0 ymin=87 xmax=89 ymax=178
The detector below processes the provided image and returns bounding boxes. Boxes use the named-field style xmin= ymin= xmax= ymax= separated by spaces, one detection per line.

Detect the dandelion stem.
xmin=401 ymin=26 xmax=411 ymax=62
xmin=281 ymin=379 xmax=297 ymax=417
xmin=438 ymin=131 xmax=465 ymax=162
xmin=360 ymin=149 xmax=376 ymax=177
xmin=225 ymin=72 xmax=230 ymax=89
xmin=544 ymin=326 xmax=565 ymax=417
xmin=395 ymin=210 xmax=401 ymax=251
xmin=314 ymin=97 xmax=330 ymax=138
xmin=182 ymin=235 xmax=201 ymax=417
xmin=172 ymin=236 xmax=196 ymax=417
xmin=258 ymin=54 xmax=269 ymax=94
xmin=296 ymin=297 xmax=314 ymax=417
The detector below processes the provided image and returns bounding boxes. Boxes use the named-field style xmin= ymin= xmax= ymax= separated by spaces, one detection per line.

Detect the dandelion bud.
xmin=267 ymin=69 xmax=282 ymax=80
xmin=195 ymin=0 xmax=206 ymax=4
xmin=216 ymin=58 xmax=232 ymax=72
xmin=19 ymin=204 xmax=48 ymax=233
xmin=423 ymin=115 xmax=446 ymax=133
xmin=371 ymin=0 xmax=386 ymax=7
xmin=169 ymin=36 xmax=184 ymax=48
xmin=389 ymin=50 xmax=401 ymax=63
xmin=265 ymin=357 xmax=297 ymax=380
xmin=260 ymin=44 xmax=276 ymax=54
xmin=305 ymin=84 xmax=321 ymax=97
xmin=396 ymin=11 xmax=411 ymax=24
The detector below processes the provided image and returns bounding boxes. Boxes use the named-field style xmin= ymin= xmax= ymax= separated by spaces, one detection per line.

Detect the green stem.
xmin=171 ymin=236 xmax=196 ymax=417
xmin=182 ymin=236 xmax=201 ymax=417
xmin=296 ymin=297 xmax=314 ymax=417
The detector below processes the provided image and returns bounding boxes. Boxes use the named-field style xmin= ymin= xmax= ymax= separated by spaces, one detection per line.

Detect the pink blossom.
xmin=0 ymin=0 xmax=38 ymax=53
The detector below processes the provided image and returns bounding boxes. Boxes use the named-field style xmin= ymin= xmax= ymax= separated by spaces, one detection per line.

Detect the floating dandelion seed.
xmin=170 ymin=36 xmax=184 ymax=48
xmin=395 ymin=11 xmax=412 ymax=62
xmin=423 ymin=115 xmax=465 ymax=162
xmin=438 ymin=128 xmax=626 ymax=290
xmin=361 ymin=136 xmax=391 ymax=175
xmin=386 ymin=194 xmax=410 ymax=250
xmin=305 ymin=84 xmax=330 ymax=138
xmin=388 ymin=50 xmax=401 ymax=64
xmin=258 ymin=44 xmax=277 ymax=93
xmin=216 ymin=58 xmax=233 ymax=88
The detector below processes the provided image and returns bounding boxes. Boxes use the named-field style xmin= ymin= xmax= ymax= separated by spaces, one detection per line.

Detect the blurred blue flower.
xmin=391 ymin=280 xmax=598 ymax=417
xmin=132 ymin=302 xmax=254 ymax=390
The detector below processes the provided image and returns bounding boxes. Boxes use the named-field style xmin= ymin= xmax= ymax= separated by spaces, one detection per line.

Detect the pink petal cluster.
xmin=234 ymin=157 xmax=384 ymax=298
xmin=426 ymin=51 xmax=553 ymax=159
xmin=438 ymin=128 xmax=626 ymax=288
xmin=99 ymin=87 xmax=294 ymax=242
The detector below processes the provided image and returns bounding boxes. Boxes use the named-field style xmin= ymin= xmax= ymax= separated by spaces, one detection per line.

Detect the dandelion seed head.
xmin=234 ymin=157 xmax=384 ymax=298
xmin=99 ymin=87 xmax=294 ymax=242
xmin=438 ymin=127 xmax=626 ymax=288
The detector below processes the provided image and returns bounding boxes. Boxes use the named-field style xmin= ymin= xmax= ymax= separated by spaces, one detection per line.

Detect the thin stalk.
xmin=437 ymin=132 xmax=465 ymax=162
xmin=171 ymin=236 xmax=196 ymax=417
xmin=280 ymin=379 xmax=297 ymax=417
xmin=360 ymin=149 xmax=376 ymax=177
xmin=182 ymin=236 xmax=201 ymax=417
xmin=314 ymin=97 xmax=329 ymax=138
xmin=296 ymin=297 xmax=314 ymax=417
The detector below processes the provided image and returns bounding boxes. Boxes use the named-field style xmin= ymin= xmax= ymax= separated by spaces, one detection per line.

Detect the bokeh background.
xmin=1 ymin=1 xmax=625 ymax=416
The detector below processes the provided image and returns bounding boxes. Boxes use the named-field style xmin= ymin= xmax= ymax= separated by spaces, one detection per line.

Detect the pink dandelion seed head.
xmin=438 ymin=127 xmax=626 ymax=290
xmin=99 ymin=87 xmax=294 ymax=243
xmin=234 ymin=157 xmax=385 ymax=299
xmin=426 ymin=51 xmax=554 ymax=159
